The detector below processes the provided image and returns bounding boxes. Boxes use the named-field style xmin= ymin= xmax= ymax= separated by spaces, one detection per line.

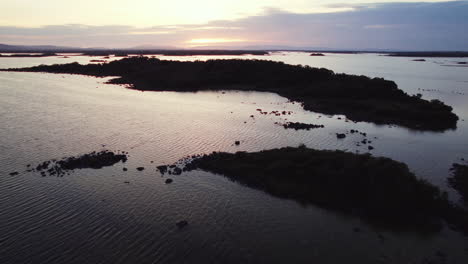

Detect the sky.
xmin=1 ymin=0 xmax=467 ymax=50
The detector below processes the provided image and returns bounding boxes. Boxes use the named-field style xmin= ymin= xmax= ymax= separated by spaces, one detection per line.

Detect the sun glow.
xmin=188 ymin=38 xmax=246 ymax=44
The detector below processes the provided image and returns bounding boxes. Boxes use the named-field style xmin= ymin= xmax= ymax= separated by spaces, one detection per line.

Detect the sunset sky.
xmin=1 ymin=0 xmax=467 ymax=50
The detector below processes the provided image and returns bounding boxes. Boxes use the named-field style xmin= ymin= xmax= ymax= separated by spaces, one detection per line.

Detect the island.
xmin=162 ymin=146 xmax=468 ymax=234
xmin=1 ymin=57 xmax=458 ymax=131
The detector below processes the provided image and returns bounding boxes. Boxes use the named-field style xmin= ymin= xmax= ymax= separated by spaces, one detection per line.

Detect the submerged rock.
xmin=136 ymin=167 xmax=145 ymax=171
xmin=165 ymin=178 xmax=173 ymax=184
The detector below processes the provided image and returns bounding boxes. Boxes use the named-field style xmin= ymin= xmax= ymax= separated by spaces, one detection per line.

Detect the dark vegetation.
xmin=449 ymin=163 xmax=468 ymax=205
xmin=387 ymin=52 xmax=468 ymax=58
xmin=281 ymin=122 xmax=324 ymax=130
xmin=32 ymin=150 xmax=128 ymax=177
xmin=2 ymin=57 xmax=458 ymax=131
xmin=174 ymin=147 xmax=468 ymax=234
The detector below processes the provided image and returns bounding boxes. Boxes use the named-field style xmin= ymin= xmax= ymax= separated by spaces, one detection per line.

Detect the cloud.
xmin=1 ymin=1 xmax=467 ymax=50
xmin=324 ymin=2 xmax=377 ymax=11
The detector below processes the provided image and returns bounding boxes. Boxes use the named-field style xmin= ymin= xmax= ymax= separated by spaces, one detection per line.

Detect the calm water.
xmin=1 ymin=53 xmax=467 ymax=264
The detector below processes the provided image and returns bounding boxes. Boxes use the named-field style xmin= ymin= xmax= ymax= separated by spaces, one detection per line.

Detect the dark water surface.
xmin=1 ymin=53 xmax=467 ymax=263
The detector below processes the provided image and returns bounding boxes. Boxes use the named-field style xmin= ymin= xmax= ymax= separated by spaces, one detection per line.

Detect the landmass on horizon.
xmin=2 ymin=43 xmax=468 ymax=57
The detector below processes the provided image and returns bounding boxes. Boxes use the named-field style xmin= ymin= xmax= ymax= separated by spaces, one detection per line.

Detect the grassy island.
xmin=172 ymin=147 xmax=468 ymax=234
xmin=2 ymin=57 xmax=458 ymax=131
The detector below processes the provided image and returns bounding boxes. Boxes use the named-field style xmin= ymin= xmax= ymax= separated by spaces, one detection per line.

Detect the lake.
xmin=1 ymin=52 xmax=467 ymax=263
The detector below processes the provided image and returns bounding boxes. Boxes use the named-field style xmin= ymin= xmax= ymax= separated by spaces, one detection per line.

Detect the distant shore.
xmin=1 ymin=50 xmax=269 ymax=56
xmin=2 ymin=47 xmax=468 ymax=57
xmin=385 ymin=52 xmax=468 ymax=58
xmin=0 ymin=53 xmax=57 ymax=58
xmin=1 ymin=57 xmax=458 ymax=131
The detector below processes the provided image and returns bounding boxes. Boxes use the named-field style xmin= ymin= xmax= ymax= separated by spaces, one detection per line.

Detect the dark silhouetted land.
xmin=166 ymin=147 xmax=468 ymax=234
xmin=2 ymin=57 xmax=458 ymax=131
xmin=281 ymin=122 xmax=324 ymax=130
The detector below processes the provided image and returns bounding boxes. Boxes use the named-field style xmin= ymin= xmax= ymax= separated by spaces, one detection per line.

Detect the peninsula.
xmin=2 ymin=57 xmax=458 ymax=131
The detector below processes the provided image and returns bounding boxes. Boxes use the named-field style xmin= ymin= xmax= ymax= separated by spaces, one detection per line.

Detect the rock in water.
xmin=336 ymin=133 xmax=346 ymax=139
xmin=176 ymin=220 xmax=188 ymax=229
